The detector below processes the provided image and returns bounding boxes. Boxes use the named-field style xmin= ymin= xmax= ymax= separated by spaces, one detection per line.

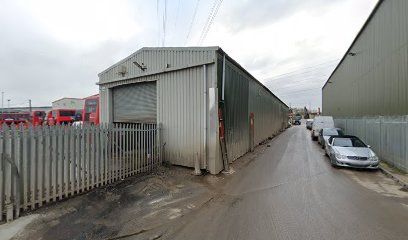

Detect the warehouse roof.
xmin=322 ymin=0 xmax=384 ymax=90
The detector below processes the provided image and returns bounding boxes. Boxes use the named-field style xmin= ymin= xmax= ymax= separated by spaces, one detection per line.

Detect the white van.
xmin=311 ymin=116 xmax=334 ymax=141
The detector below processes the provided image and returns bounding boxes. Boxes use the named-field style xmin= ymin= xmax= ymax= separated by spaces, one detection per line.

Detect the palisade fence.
xmin=0 ymin=123 xmax=161 ymax=222
xmin=334 ymin=116 xmax=408 ymax=173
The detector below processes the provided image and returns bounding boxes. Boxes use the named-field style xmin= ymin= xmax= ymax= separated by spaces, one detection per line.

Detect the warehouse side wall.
xmin=249 ymin=80 xmax=287 ymax=145
xmin=222 ymin=57 xmax=250 ymax=162
xmin=219 ymin=54 xmax=289 ymax=163
xmin=322 ymin=0 xmax=408 ymax=117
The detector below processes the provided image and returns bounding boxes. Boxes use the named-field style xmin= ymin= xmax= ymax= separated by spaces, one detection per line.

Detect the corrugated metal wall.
xmin=323 ymin=0 xmax=408 ymax=117
xmin=221 ymin=55 xmax=289 ymax=163
xmin=157 ymin=64 xmax=216 ymax=169
xmin=223 ymin=59 xmax=250 ymax=162
xmin=249 ymin=81 xmax=287 ymax=145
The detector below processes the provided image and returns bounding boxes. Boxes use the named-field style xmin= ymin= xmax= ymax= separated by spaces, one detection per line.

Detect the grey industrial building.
xmin=98 ymin=47 xmax=288 ymax=174
xmin=322 ymin=0 xmax=408 ymax=172
xmin=322 ymin=0 xmax=407 ymax=117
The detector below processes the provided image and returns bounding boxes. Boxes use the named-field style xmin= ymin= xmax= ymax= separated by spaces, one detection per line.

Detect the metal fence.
xmin=334 ymin=116 xmax=408 ymax=173
xmin=0 ymin=123 xmax=161 ymax=222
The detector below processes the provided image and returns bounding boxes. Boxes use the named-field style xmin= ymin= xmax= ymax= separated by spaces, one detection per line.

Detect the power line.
xmin=276 ymin=87 xmax=322 ymax=97
xmin=265 ymin=72 xmax=332 ymax=91
xmin=174 ymin=0 xmax=181 ymax=29
xmin=162 ymin=0 xmax=167 ymax=47
xmin=157 ymin=0 xmax=160 ymax=46
xmin=263 ymin=58 xmax=340 ymax=83
xmin=198 ymin=0 xmax=223 ymax=45
xmin=185 ymin=0 xmax=201 ymax=45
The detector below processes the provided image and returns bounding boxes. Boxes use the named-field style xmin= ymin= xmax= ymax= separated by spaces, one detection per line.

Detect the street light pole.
xmin=1 ymin=91 xmax=3 ymax=116
xmin=7 ymin=99 xmax=10 ymax=109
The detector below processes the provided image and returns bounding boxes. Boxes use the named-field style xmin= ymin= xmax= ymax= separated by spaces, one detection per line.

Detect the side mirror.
xmin=367 ymin=145 xmax=371 ymax=148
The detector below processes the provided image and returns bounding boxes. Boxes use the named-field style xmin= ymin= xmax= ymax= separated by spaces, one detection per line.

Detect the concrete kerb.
xmin=379 ymin=166 xmax=408 ymax=191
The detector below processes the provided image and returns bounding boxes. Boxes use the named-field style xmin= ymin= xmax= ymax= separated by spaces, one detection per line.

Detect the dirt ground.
xmin=0 ymin=139 xmax=265 ymax=240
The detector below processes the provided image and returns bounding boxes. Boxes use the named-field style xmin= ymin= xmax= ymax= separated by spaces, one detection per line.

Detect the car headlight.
xmin=335 ymin=154 xmax=347 ymax=160
xmin=368 ymin=155 xmax=379 ymax=161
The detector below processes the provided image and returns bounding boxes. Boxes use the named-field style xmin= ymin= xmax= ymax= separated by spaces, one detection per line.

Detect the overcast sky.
xmin=0 ymin=0 xmax=377 ymax=110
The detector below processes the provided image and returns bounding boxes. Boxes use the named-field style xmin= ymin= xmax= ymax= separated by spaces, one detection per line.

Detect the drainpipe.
xmin=222 ymin=54 xmax=226 ymax=101
xmin=203 ymin=64 xmax=207 ymax=170
xmin=221 ymin=54 xmax=230 ymax=171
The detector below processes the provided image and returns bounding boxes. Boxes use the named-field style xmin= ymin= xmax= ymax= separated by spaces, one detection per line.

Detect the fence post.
xmin=157 ymin=123 xmax=162 ymax=166
xmin=405 ymin=116 xmax=408 ymax=172
xmin=4 ymin=125 xmax=14 ymax=222
xmin=0 ymin=124 xmax=4 ymax=222
xmin=379 ymin=116 xmax=383 ymax=161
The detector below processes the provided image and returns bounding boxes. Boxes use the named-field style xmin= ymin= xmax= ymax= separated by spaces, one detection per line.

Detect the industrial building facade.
xmin=52 ymin=97 xmax=85 ymax=110
xmin=98 ymin=47 xmax=288 ymax=174
xmin=322 ymin=0 xmax=408 ymax=172
xmin=322 ymin=0 xmax=407 ymax=117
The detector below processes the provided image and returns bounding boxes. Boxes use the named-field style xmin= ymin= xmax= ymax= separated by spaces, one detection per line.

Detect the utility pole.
xmin=1 ymin=91 xmax=3 ymax=116
xmin=29 ymin=99 xmax=32 ymax=113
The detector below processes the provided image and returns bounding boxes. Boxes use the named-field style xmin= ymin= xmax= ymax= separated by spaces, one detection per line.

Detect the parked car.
xmin=294 ymin=113 xmax=302 ymax=125
xmin=306 ymin=119 xmax=313 ymax=130
xmin=318 ymin=128 xmax=344 ymax=149
xmin=311 ymin=116 xmax=334 ymax=141
xmin=326 ymin=135 xmax=379 ymax=169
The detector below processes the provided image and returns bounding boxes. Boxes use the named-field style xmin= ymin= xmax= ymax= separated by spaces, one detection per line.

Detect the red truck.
xmin=31 ymin=110 xmax=46 ymax=126
xmin=82 ymin=94 xmax=100 ymax=125
xmin=46 ymin=109 xmax=76 ymax=125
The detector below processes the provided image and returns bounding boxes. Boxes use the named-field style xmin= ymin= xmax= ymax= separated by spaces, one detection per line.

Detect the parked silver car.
xmin=318 ymin=128 xmax=344 ymax=149
xmin=326 ymin=135 xmax=379 ymax=169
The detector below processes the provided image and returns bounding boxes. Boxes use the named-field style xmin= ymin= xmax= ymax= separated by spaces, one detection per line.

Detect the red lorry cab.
xmin=83 ymin=94 xmax=99 ymax=125
xmin=31 ymin=110 xmax=46 ymax=126
xmin=46 ymin=109 xmax=76 ymax=125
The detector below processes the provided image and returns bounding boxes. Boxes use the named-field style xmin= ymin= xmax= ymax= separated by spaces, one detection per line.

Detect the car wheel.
xmin=330 ymin=158 xmax=338 ymax=168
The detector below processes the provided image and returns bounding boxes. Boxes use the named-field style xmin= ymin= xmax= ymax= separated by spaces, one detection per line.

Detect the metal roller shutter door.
xmin=113 ymin=82 xmax=157 ymax=123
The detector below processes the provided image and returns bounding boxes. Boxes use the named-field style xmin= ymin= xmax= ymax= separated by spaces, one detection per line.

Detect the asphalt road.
xmin=166 ymin=125 xmax=408 ymax=240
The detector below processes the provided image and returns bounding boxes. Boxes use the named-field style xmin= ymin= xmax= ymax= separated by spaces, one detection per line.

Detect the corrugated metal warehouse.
xmin=322 ymin=0 xmax=408 ymax=117
xmin=322 ymin=0 xmax=408 ymax=172
xmin=98 ymin=47 xmax=288 ymax=174
xmin=52 ymin=97 xmax=85 ymax=110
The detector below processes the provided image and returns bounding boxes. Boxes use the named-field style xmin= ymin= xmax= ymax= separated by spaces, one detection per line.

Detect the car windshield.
xmin=333 ymin=138 xmax=366 ymax=147
xmin=323 ymin=129 xmax=343 ymax=136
